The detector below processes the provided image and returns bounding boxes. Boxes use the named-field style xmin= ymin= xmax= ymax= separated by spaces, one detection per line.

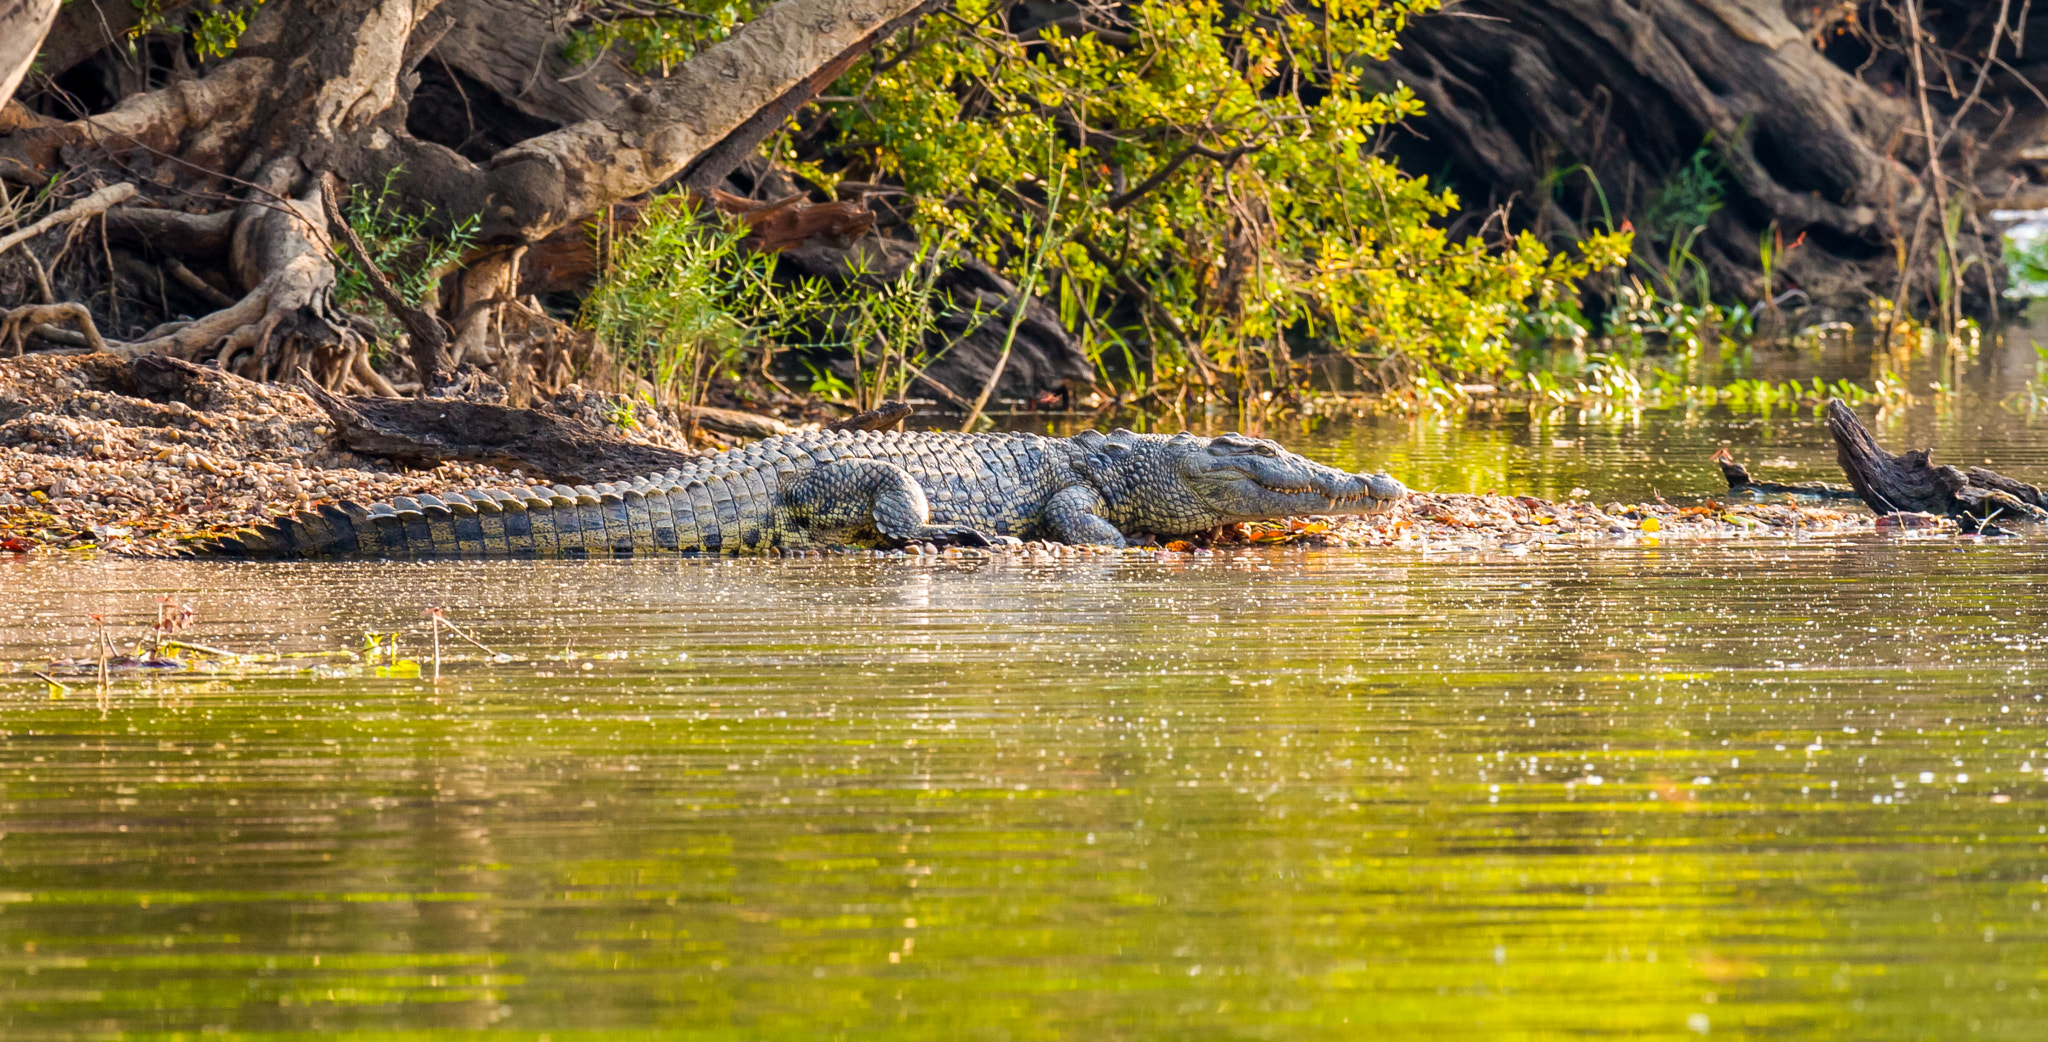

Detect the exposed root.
xmin=2 ymin=302 xmax=113 ymax=355
xmin=164 ymin=257 xmax=237 ymax=308
xmin=113 ymin=162 xmax=359 ymax=388
xmin=105 ymin=207 xmax=235 ymax=258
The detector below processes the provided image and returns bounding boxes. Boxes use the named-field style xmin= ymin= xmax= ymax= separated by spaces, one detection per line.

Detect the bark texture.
xmin=1825 ymin=399 xmax=2048 ymax=525
xmin=0 ymin=0 xmax=59 ymax=106
xmin=0 ymin=0 xmax=935 ymax=399
xmin=1376 ymin=0 xmax=2044 ymax=312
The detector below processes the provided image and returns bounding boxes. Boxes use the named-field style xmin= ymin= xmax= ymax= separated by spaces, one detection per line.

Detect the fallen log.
xmin=301 ymin=382 xmax=703 ymax=486
xmin=292 ymin=367 xmax=914 ymax=484
xmin=1709 ymin=448 xmax=1862 ymax=502
xmin=823 ymin=400 xmax=912 ymax=432
xmin=1825 ymin=399 xmax=2047 ymax=529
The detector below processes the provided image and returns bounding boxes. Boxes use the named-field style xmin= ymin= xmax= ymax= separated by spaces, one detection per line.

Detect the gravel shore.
xmin=1 ymin=354 xmax=578 ymax=555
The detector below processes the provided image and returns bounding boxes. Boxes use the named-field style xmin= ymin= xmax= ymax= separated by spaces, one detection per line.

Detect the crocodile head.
xmin=1174 ymin=432 xmax=1407 ymax=521
xmin=1077 ymin=430 xmax=1408 ymax=534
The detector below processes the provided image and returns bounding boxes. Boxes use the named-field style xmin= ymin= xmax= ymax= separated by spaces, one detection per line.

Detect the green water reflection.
xmin=1013 ymin=322 xmax=2048 ymax=505
xmin=2 ymin=535 xmax=2046 ymax=1039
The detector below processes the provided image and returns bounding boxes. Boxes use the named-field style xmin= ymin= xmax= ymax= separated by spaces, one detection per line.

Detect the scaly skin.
xmin=202 ymin=428 xmax=1408 ymax=558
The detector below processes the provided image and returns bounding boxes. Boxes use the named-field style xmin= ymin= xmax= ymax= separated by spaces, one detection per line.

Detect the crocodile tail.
xmin=200 ymin=501 xmax=377 ymax=558
xmin=190 ymin=471 xmax=700 ymax=558
xmin=200 ymin=490 xmax=522 ymax=559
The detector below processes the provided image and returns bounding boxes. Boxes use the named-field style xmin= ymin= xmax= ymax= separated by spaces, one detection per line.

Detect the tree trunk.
xmin=1 ymin=0 xmax=934 ymax=394
xmin=0 ymin=0 xmax=59 ymax=106
xmin=1375 ymin=0 xmax=2043 ymax=314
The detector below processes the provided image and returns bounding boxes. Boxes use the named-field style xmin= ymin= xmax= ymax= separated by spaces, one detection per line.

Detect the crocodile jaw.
xmin=1178 ymin=433 xmax=1408 ymax=521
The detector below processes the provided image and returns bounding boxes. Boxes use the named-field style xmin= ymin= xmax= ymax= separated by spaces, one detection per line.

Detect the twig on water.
xmin=424 ymin=606 xmax=502 ymax=658
xmin=422 ymin=606 xmax=504 ymax=681
xmin=159 ymin=639 xmax=244 ymax=661
xmin=425 ymin=607 xmax=444 ymax=681
xmin=89 ymin=612 xmax=111 ymax=696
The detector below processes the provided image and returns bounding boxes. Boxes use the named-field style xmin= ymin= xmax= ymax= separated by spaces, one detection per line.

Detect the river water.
xmin=1 ymin=333 xmax=2046 ymax=1040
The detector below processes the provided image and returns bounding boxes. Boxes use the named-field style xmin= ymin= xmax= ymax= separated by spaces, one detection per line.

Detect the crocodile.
xmin=201 ymin=428 xmax=1408 ymax=558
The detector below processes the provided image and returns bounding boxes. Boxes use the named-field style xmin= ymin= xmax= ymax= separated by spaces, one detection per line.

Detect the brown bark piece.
xmin=710 ymin=190 xmax=875 ymax=253
xmin=1825 ymin=399 xmax=2046 ymax=527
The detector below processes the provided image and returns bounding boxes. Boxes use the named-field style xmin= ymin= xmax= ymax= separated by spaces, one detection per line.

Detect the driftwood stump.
xmin=1825 ymin=400 xmax=2047 ymax=528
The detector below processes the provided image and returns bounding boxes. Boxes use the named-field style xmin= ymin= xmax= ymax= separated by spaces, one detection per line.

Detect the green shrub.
xmin=332 ymin=171 xmax=477 ymax=335
xmin=574 ymin=195 xmax=956 ymax=411
xmin=804 ymin=0 xmax=1631 ymax=393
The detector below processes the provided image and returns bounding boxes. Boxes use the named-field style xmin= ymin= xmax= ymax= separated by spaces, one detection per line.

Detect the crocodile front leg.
xmin=1045 ymin=486 xmax=1127 ymax=547
xmin=786 ymin=460 xmax=993 ymax=547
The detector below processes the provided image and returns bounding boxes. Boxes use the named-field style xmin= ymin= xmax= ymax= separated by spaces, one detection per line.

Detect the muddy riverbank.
xmin=0 ymin=353 xmax=1932 ymax=557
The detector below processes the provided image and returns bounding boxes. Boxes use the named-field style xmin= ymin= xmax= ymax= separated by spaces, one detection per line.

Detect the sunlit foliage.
xmin=806 ymin=0 xmax=1632 ymax=393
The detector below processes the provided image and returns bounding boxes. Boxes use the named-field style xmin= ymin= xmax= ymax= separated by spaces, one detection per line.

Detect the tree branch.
xmin=1105 ymin=143 xmax=1259 ymax=212
xmin=0 ymin=182 xmax=136 ymax=256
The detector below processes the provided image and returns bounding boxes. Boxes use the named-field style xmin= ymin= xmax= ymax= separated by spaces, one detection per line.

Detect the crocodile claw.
xmin=915 ymin=525 xmax=993 ymax=549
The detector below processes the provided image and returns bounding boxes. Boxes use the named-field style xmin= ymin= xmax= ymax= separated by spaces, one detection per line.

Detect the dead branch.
xmin=299 ymin=379 xmax=704 ymax=485
xmin=1826 ymin=399 xmax=2047 ymax=528
xmin=1709 ymin=448 xmax=1862 ymax=501
xmin=0 ymin=182 xmax=135 ymax=256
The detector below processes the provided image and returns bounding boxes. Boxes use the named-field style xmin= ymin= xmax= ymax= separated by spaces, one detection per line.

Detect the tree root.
xmin=105 ymin=207 xmax=235 ymax=258
xmin=1 ymin=302 xmax=112 ymax=355
xmin=105 ymin=161 xmax=362 ymax=389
